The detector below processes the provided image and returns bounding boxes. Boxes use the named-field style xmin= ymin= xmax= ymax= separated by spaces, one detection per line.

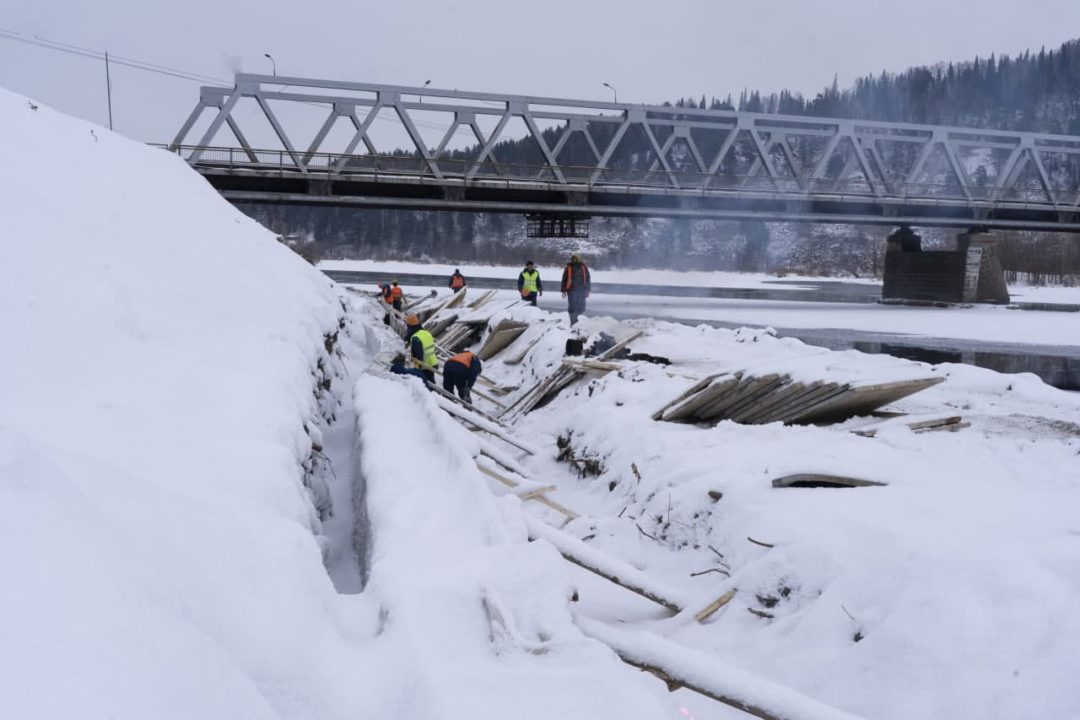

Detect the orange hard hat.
xmin=406 ymin=314 xmax=420 ymax=326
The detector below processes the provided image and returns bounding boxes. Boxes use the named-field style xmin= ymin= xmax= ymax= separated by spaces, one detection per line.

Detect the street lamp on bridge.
xmin=263 ymin=53 xmax=276 ymax=76
xmin=419 ymin=79 xmax=431 ymax=104
xmin=602 ymin=82 xmax=617 ymax=103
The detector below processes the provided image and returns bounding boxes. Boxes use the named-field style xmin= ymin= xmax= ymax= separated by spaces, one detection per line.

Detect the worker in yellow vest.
xmin=409 ymin=324 xmax=438 ymax=384
xmin=517 ymin=260 xmax=543 ymax=306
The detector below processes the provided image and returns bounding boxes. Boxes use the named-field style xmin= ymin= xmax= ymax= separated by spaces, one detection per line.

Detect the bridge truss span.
xmin=168 ymin=73 xmax=1080 ymax=231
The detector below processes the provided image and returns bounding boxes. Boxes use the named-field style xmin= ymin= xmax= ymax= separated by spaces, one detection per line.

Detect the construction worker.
xmin=560 ymin=253 xmax=591 ymax=325
xmin=443 ymin=350 xmax=482 ymax=404
xmin=404 ymin=314 xmax=422 ymax=343
xmin=409 ymin=322 xmax=438 ymax=384
xmin=378 ymin=282 xmax=395 ymax=324
xmin=389 ymin=281 xmax=404 ymax=311
xmin=517 ymin=260 xmax=543 ymax=306
xmin=448 ymin=268 xmax=467 ymax=293
xmin=390 ymin=353 xmax=429 ymax=384
xmin=379 ymin=282 xmax=394 ymax=305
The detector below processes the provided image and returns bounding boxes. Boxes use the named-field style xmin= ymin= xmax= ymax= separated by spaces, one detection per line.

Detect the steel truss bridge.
xmin=167 ymin=74 xmax=1080 ymax=232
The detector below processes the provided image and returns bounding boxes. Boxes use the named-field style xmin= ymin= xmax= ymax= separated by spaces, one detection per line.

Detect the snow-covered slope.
xmin=0 ymin=89 xmax=362 ymax=718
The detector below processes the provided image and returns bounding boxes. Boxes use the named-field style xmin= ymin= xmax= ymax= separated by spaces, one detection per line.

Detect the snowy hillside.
xmin=0 ymin=90 xmax=683 ymax=719
xmin=0 ymin=87 xmax=355 ymax=716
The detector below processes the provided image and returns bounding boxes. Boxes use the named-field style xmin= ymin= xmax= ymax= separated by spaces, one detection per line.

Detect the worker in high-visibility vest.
xmin=517 ymin=260 xmax=543 ymax=306
xmin=448 ymin=269 xmax=467 ymax=293
xmin=389 ymin=281 xmax=404 ymax=311
xmin=443 ymin=351 xmax=483 ymax=404
xmin=404 ymin=314 xmax=422 ymax=343
xmin=560 ymin=253 xmax=591 ymax=325
xmin=409 ymin=324 xmax=438 ymax=384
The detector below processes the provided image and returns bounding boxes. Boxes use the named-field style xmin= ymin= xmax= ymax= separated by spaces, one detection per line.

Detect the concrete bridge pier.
xmin=882 ymin=226 xmax=1010 ymax=304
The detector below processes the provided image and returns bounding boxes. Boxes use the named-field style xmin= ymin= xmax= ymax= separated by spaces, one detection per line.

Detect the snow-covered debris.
xmin=455 ymin=298 xmax=1080 ymax=720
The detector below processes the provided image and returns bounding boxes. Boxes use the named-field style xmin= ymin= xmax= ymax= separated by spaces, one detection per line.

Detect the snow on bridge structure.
xmin=166 ymin=73 xmax=1080 ymax=234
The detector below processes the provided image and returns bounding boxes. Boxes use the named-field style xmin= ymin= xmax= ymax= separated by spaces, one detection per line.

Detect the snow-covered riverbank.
xmin=5 ymin=85 xmax=1079 ymax=720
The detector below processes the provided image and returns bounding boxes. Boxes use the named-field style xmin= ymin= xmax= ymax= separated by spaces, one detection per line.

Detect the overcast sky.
xmin=4 ymin=0 xmax=1080 ymax=145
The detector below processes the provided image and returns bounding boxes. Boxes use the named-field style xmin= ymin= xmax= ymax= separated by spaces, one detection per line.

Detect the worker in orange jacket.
xmin=448 ymin=269 xmax=467 ymax=293
xmin=560 ymin=253 xmax=591 ymax=325
xmin=443 ymin=350 xmax=482 ymax=404
xmin=389 ymin=281 xmax=404 ymax=310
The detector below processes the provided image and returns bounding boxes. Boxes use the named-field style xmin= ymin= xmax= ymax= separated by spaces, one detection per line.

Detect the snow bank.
xmin=352 ymin=373 xmax=673 ymax=719
xmin=0 ymin=88 xmax=373 ymax=717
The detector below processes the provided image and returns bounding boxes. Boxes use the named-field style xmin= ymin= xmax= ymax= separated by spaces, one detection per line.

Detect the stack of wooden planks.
xmin=652 ymin=372 xmax=945 ymax=425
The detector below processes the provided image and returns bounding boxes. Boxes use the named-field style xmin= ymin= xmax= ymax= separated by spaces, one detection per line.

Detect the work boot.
xmin=461 ymin=389 xmax=472 ymax=405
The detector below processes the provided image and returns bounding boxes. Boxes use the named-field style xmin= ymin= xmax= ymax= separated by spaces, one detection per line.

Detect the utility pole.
xmin=104 ymin=51 xmax=114 ymax=130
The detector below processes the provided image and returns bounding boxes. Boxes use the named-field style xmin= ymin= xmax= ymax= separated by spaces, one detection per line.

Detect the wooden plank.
xmin=747 ymin=379 xmax=838 ymax=425
xmin=561 ymin=358 xmax=624 ymax=373
xmin=851 ymin=414 xmax=965 ymax=437
xmin=651 ymin=374 xmax=717 ymax=421
xmin=577 ymin=619 xmax=869 ymax=720
xmin=789 ymin=376 xmax=945 ymax=424
xmin=761 ymin=383 xmax=846 ymax=425
xmin=597 ymin=329 xmax=645 ymax=360
xmin=525 ymin=517 xmax=688 ymax=613
xmin=721 ymin=375 xmax=790 ymax=422
xmin=503 ymin=342 xmax=532 ymax=366
xmin=477 ymin=319 xmax=529 ymax=360
xmin=517 ymin=485 xmax=558 ymax=500
xmin=693 ymin=374 xmax=771 ymax=421
xmin=434 ymin=393 xmax=538 ymax=455
xmin=695 ymin=588 xmax=738 ymax=623
xmin=736 ymin=380 xmax=821 ymax=425
xmin=475 ymin=458 xmax=579 ymax=522
xmin=531 ymin=367 xmax=582 ymax=411
xmin=467 ymin=289 xmax=498 ymax=309
xmin=697 ymin=374 xmax=785 ymax=423
xmin=659 ymin=374 xmax=739 ymax=422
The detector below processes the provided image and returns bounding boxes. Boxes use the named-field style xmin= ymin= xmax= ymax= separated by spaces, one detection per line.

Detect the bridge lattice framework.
xmin=168 ymin=74 xmax=1080 ymax=231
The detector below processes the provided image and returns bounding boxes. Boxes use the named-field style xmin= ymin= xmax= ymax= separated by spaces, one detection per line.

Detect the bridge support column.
xmin=957 ymin=230 xmax=1010 ymax=304
xmin=882 ymin=226 xmax=1010 ymax=304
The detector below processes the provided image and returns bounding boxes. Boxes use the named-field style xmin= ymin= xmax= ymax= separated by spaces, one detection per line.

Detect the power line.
xmin=0 ymin=29 xmax=231 ymax=86
xmin=1 ymin=29 xmax=462 ymax=139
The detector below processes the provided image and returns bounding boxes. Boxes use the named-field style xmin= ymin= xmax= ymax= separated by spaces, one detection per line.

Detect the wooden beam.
xmin=695 ymin=588 xmax=738 ymax=623
xmin=577 ymin=619 xmax=869 ymax=720
xmin=526 ymin=517 xmax=689 ymax=613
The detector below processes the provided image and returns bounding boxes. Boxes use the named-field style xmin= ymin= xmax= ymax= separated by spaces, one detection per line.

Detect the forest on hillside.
xmin=246 ymin=38 xmax=1080 ymax=283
